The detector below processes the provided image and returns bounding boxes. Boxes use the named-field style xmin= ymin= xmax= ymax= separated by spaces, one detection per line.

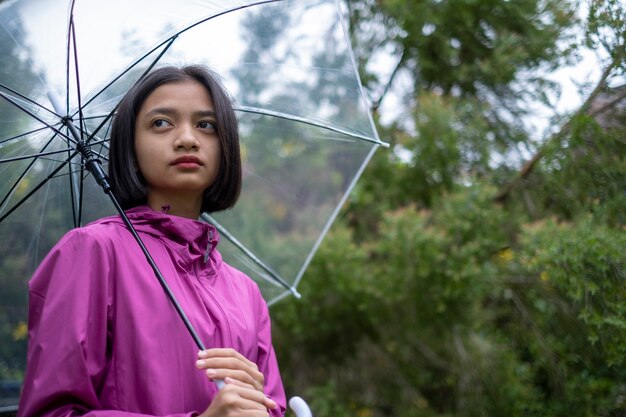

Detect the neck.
xmin=146 ymin=192 xmax=202 ymax=219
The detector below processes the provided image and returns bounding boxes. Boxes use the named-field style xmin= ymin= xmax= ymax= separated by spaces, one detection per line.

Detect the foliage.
xmin=368 ymin=0 xmax=574 ymax=95
xmin=272 ymin=0 xmax=626 ymax=416
xmin=587 ymin=0 xmax=626 ymax=74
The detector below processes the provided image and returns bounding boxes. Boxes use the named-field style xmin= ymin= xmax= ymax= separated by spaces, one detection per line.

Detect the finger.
xmin=197 ymin=356 xmax=263 ymax=378
xmin=196 ymin=357 xmax=264 ymax=390
xmin=196 ymin=356 xmax=258 ymax=372
xmin=205 ymin=368 xmax=263 ymax=392
xmin=224 ymin=377 xmax=278 ymax=410
xmin=198 ymin=348 xmax=258 ymax=370
xmin=218 ymin=383 xmax=269 ymax=412
xmin=215 ymin=387 xmax=268 ymax=413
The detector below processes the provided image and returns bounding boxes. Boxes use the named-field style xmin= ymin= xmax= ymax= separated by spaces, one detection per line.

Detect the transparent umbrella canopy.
xmin=0 ymin=0 xmax=385 ymax=405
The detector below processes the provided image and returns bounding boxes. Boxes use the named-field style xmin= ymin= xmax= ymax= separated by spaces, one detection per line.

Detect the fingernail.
xmin=195 ymin=360 xmax=204 ymax=368
xmin=198 ymin=350 xmax=207 ymax=358
xmin=206 ymin=369 xmax=216 ymax=377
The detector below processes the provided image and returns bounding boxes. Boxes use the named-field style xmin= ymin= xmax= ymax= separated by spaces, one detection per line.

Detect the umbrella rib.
xmin=72 ymin=39 xmax=177 ymax=156
xmin=165 ymin=0 xmax=285 ymax=41
xmin=72 ymin=2 xmax=298 ymax=149
xmin=293 ymin=144 xmax=379 ymax=292
xmin=0 ymin=90 xmax=81 ymax=221
xmin=0 ymin=147 xmax=79 ymax=223
xmin=78 ymin=0 xmax=283 ymax=112
xmin=0 ymin=82 xmax=58 ymax=118
xmin=0 ymin=148 xmax=78 ymax=164
xmin=68 ymin=10 xmax=86 ymax=226
xmin=65 ymin=0 xmax=77 ymax=118
xmin=0 ymin=72 xmax=100 ymax=227
xmin=200 ymin=213 xmax=300 ymax=298
xmin=235 ymin=105 xmax=389 ymax=146
xmin=0 ymin=132 xmax=60 ymax=210
xmin=0 ymin=125 xmax=52 ymax=146
xmin=0 ymin=90 xmax=81 ymax=220
xmin=0 ymin=91 xmax=76 ymax=145
xmin=81 ymin=114 xmax=109 ymax=121
xmin=79 ymin=37 xmax=178 ymax=115
xmin=87 ymin=138 xmax=109 ymax=153
xmin=70 ymin=15 xmax=86 ymax=143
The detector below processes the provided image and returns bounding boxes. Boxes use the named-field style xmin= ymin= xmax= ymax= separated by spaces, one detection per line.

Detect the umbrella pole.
xmin=78 ymin=141 xmax=230 ymax=394
xmin=76 ymin=141 xmax=207 ymax=351
xmin=76 ymin=141 xmax=205 ymax=350
xmin=46 ymin=89 xmax=205 ymax=350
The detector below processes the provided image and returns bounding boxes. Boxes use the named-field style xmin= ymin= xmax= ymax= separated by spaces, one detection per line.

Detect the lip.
xmin=171 ymin=155 xmax=203 ymax=166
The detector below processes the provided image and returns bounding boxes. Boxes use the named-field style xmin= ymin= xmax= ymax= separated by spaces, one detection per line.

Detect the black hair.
xmin=108 ymin=65 xmax=241 ymax=213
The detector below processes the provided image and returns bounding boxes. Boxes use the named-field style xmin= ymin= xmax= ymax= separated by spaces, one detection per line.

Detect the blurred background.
xmin=269 ymin=0 xmax=626 ymax=416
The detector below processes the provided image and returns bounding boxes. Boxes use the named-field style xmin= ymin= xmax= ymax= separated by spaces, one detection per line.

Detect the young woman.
xmin=17 ymin=66 xmax=286 ymax=417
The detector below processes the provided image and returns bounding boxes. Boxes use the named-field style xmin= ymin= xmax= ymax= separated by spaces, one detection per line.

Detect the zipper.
xmin=194 ymin=242 xmax=234 ymax=348
xmin=203 ymin=229 xmax=214 ymax=264
xmin=202 ymin=283 xmax=234 ymax=347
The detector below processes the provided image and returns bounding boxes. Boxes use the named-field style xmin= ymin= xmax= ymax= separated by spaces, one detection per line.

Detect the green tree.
xmin=272 ymin=0 xmax=626 ymax=416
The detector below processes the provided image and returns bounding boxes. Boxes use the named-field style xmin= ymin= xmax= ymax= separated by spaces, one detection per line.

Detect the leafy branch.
xmin=494 ymin=60 xmax=624 ymax=202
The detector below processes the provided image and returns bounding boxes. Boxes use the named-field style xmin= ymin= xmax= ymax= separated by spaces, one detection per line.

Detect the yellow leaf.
xmin=13 ymin=321 xmax=28 ymax=341
xmin=357 ymin=408 xmax=373 ymax=417
xmin=497 ymin=248 xmax=514 ymax=263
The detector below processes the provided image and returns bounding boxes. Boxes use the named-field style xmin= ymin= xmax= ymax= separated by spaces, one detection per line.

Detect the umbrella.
xmin=0 ymin=0 xmax=386 ymax=412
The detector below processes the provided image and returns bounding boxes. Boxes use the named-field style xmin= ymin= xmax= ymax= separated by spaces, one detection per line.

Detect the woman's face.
xmin=134 ymin=79 xmax=221 ymax=207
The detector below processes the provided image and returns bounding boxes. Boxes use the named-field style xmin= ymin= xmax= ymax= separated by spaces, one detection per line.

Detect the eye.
xmin=152 ymin=118 xmax=172 ymax=128
xmin=197 ymin=120 xmax=216 ymax=131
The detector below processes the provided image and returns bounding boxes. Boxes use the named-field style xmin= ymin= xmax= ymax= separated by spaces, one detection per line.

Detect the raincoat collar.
xmin=95 ymin=205 xmax=220 ymax=265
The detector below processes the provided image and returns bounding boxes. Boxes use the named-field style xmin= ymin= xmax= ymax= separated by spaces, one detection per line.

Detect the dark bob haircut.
xmin=108 ymin=65 xmax=241 ymax=213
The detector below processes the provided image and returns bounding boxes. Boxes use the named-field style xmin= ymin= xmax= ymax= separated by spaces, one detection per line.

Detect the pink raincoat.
xmin=18 ymin=205 xmax=286 ymax=417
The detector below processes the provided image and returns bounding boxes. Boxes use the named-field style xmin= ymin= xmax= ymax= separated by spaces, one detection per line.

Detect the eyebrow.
xmin=144 ymin=107 xmax=216 ymax=118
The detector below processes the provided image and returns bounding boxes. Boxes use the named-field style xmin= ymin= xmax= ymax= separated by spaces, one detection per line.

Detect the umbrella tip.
xmin=47 ymin=91 xmax=64 ymax=115
xmin=290 ymin=287 xmax=302 ymax=299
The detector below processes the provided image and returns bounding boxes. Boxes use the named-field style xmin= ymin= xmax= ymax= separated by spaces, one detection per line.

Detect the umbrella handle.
xmin=214 ymin=380 xmax=312 ymax=416
xmin=289 ymin=396 xmax=313 ymax=417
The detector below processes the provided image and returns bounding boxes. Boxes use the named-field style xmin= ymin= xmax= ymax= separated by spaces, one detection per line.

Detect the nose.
xmin=174 ymin=125 xmax=199 ymax=151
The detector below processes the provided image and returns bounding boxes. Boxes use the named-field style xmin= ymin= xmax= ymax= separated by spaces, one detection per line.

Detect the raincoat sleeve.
xmin=17 ymin=229 xmax=195 ymax=417
xmin=253 ymin=290 xmax=287 ymax=417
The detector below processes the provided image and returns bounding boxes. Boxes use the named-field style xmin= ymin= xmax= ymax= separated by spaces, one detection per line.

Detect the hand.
xmin=196 ymin=348 xmax=265 ymax=393
xmin=199 ymin=377 xmax=277 ymax=417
